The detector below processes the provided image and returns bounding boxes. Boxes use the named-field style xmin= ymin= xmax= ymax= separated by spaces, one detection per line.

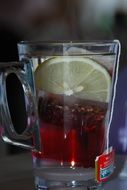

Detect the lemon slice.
xmin=34 ymin=57 xmax=111 ymax=102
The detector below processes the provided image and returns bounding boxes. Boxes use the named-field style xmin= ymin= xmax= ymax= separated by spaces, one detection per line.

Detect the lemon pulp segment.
xmin=35 ymin=57 xmax=111 ymax=102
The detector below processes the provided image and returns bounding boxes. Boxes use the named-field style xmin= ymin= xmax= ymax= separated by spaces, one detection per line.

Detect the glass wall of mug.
xmin=0 ymin=41 xmax=121 ymax=190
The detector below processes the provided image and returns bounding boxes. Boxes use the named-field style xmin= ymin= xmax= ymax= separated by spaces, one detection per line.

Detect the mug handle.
xmin=0 ymin=62 xmax=41 ymax=151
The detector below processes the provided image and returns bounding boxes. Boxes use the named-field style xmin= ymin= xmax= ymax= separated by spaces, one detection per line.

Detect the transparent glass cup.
xmin=0 ymin=41 xmax=121 ymax=190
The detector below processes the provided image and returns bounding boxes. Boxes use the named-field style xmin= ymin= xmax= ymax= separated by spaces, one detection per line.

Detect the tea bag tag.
xmin=95 ymin=147 xmax=115 ymax=182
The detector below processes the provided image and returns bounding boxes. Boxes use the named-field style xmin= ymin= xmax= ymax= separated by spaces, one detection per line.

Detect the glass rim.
xmin=18 ymin=39 xmax=121 ymax=57
xmin=18 ymin=39 xmax=120 ymax=46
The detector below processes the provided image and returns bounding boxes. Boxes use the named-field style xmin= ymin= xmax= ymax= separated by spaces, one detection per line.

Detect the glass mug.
xmin=0 ymin=41 xmax=120 ymax=190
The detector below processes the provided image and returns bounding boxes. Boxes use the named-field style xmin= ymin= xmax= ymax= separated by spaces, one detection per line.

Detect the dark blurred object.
xmin=114 ymin=11 xmax=127 ymax=27
xmin=113 ymin=11 xmax=127 ymax=69
xmin=0 ymin=25 xmax=20 ymax=61
xmin=109 ymin=11 xmax=127 ymax=154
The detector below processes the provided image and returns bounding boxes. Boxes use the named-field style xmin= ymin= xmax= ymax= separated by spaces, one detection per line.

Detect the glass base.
xmin=34 ymin=176 xmax=103 ymax=190
xmin=33 ymin=158 xmax=103 ymax=190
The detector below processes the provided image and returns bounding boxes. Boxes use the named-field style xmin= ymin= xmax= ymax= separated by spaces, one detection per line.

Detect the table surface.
xmin=0 ymin=152 xmax=127 ymax=190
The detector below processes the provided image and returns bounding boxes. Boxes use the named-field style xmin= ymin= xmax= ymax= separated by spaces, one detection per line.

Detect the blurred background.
xmin=0 ymin=0 xmax=127 ymax=158
xmin=0 ymin=0 xmax=127 ymax=62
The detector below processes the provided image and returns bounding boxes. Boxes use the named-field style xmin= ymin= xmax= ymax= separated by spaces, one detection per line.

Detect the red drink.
xmin=17 ymin=41 xmax=120 ymax=189
xmin=33 ymin=93 xmax=107 ymax=168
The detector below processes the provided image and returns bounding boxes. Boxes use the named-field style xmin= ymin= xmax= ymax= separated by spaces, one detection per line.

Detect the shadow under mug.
xmin=0 ymin=41 xmax=121 ymax=190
